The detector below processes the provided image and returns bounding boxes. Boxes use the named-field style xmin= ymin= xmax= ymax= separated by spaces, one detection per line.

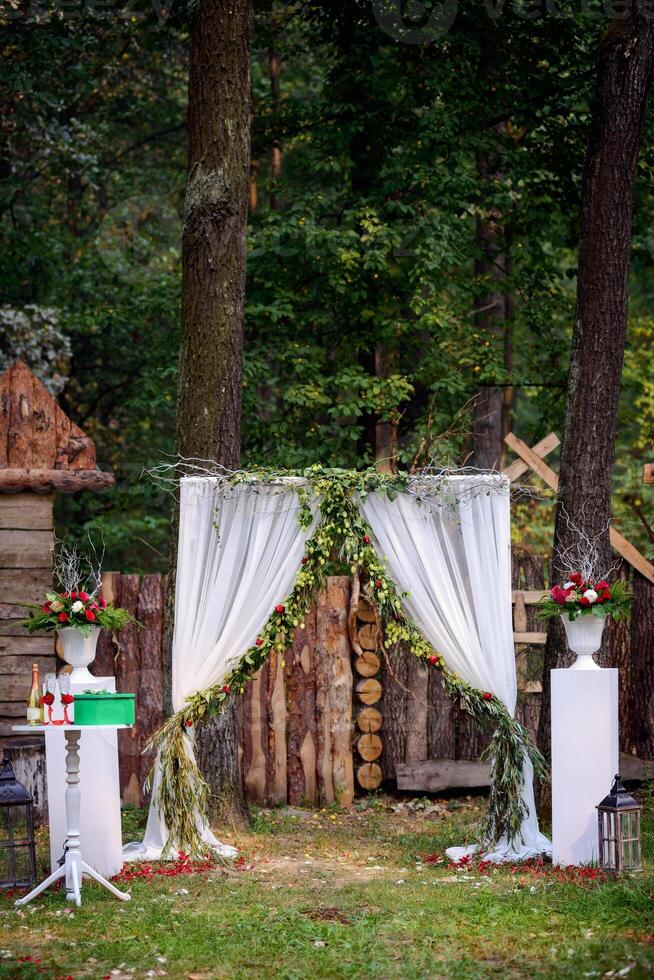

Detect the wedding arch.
xmin=125 ymin=465 xmax=551 ymax=864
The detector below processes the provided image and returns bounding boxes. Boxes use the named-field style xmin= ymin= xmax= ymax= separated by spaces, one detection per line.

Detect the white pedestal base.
xmin=551 ymin=667 xmax=618 ymax=866
xmin=45 ymin=676 xmax=123 ymax=878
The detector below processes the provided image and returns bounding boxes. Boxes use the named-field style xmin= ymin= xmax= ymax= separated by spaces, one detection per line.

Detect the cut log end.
xmin=356 ymin=677 xmax=382 ymax=705
xmin=356 ymin=706 xmax=382 ymax=733
xmin=357 ymin=761 xmax=382 ymax=790
xmin=357 ymin=732 xmax=382 ymax=761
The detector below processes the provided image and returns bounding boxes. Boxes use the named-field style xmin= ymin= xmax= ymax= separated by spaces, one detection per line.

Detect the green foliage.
xmin=2 ymin=0 xmax=654 ymax=568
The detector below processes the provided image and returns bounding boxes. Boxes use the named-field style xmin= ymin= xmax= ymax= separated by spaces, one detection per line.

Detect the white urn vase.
xmin=57 ymin=626 xmax=101 ymax=684
xmin=561 ymin=613 xmax=606 ymax=670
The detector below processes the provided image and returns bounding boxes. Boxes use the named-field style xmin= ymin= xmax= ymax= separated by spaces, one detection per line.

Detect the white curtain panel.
xmin=361 ymin=475 xmax=551 ymax=862
xmin=124 ymin=476 xmax=318 ymax=861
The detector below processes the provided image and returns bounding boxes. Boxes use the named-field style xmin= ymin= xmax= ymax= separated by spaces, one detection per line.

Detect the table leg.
xmin=64 ymin=730 xmax=82 ymax=904
xmin=16 ymin=727 xmax=131 ymax=908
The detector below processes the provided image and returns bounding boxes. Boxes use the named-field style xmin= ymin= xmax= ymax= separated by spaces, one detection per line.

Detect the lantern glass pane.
xmin=0 ymin=849 xmax=9 ymax=887
xmin=11 ymin=808 xmax=27 ymax=841
xmin=12 ymin=846 xmax=30 ymax=884
xmin=0 ymin=808 xmax=10 ymax=841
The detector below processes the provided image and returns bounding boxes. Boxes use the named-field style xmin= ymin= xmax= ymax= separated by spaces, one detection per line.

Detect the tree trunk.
xmin=538 ymin=13 xmax=654 ymax=785
xmin=628 ymin=568 xmax=654 ymax=757
xmin=166 ymin=0 xmax=253 ymax=831
xmin=472 ymin=148 xmax=513 ymax=471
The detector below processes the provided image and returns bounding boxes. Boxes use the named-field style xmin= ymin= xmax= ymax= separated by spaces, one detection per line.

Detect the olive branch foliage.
xmin=147 ymin=464 xmax=547 ymax=857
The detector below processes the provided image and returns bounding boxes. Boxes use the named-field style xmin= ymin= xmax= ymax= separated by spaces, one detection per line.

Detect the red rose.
xmin=579 ymin=597 xmax=590 ymax=606
xmin=61 ymin=592 xmax=69 ymax=598
xmin=185 ymin=719 xmax=193 ymax=727
xmin=222 ymin=685 xmax=231 ymax=694
xmin=482 ymin=692 xmax=493 ymax=701
xmin=99 ymin=597 xmax=107 ymax=609
xmin=255 ymin=637 xmax=263 ymax=647
xmin=275 ymin=604 xmax=285 ymax=614
xmin=85 ymin=609 xmax=96 ymax=622
xmin=61 ymin=693 xmax=74 ymax=705
xmin=41 ymin=603 xmax=51 ymax=613
xmin=428 ymin=655 xmax=439 ymax=666
xmin=596 ymin=581 xmax=609 ymax=591
xmin=570 ymin=573 xmax=583 ymax=586
xmin=301 ymin=557 xmax=308 ymax=565
xmin=70 ymin=591 xmax=78 ymax=599
xmin=58 ymin=612 xmax=69 ymax=623
xmin=363 ymin=535 xmax=371 ymax=545
xmin=40 ymin=693 xmax=55 ymax=706
xmin=79 ymin=591 xmax=89 ymax=602
xmin=550 ymin=586 xmax=569 ymax=605
xmin=375 ymin=578 xmax=383 ymax=589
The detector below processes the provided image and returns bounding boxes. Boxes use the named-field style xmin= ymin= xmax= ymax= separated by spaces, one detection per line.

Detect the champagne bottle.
xmin=26 ymin=663 xmax=42 ymax=725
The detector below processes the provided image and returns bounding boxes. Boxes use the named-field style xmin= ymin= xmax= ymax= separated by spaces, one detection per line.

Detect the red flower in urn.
xmin=482 ymin=692 xmax=494 ymax=701
xmin=275 ymin=604 xmax=285 ymax=614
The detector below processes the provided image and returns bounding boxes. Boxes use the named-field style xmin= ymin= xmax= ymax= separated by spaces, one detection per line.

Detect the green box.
xmin=73 ymin=693 xmax=135 ymax=726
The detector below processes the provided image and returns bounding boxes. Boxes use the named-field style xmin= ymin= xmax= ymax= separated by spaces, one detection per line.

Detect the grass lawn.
xmin=1 ymin=792 xmax=652 ymax=980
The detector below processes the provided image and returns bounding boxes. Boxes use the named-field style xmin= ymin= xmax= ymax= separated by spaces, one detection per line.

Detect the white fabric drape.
xmin=124 ymin=477 xmax=318 ymax=861
xmin=361 ymin=475 xmax=551 ymax=862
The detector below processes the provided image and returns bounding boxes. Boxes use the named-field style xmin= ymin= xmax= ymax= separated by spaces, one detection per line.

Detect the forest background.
xmin=2 ymin=0 xmax=654 ymax=572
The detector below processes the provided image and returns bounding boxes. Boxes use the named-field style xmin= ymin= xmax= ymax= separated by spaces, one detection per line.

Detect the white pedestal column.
xmin=551 ymin=667 xmax=619 ymax=866
xmin=45 ymin=676 xmax=123 ymax=878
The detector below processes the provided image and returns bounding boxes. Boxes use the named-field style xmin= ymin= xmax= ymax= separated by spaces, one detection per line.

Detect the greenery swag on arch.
xmin=147 ymin=465 xmax=547 ymax=857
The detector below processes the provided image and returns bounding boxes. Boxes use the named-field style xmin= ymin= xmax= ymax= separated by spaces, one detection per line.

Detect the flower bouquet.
xmin=21 ymin=534 xmax=136 ymax=683
xmin=538 ymin=572 xmax=632 ymax=622
xmin=24 ymin=590 xmax=133 ymax=638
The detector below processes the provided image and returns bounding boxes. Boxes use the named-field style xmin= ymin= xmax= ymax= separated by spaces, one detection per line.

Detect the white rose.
xmin=50 ymin=599 xmax=63 ymax=612
xmin=563 ymin=581 xmax=575 ymax=590
xmin=71 ymin=600 xmax=84 ymax=613
xmin=583 ymin=589 xmax=598 ymax=603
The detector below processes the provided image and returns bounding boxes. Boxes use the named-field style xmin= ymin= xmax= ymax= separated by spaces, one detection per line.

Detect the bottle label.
xmin=27 ymin=707 xmax=41 ymax=722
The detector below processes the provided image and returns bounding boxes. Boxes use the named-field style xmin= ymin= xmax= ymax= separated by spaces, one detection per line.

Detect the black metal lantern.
xmin=597 ymin=774 xmax=642 ymax=874
xmin=0 ymin=753 xmax=37 ymax=890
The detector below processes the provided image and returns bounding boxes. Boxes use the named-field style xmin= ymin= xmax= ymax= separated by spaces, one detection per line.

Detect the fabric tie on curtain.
xmin=124 ymin=477 xmax=318 ymax=861
xmin=361 ymin=475 xmax=551 ymax=862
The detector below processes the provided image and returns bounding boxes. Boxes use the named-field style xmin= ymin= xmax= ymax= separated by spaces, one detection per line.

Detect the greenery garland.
xmin=147 ymin=465 xmax=547 ymax=857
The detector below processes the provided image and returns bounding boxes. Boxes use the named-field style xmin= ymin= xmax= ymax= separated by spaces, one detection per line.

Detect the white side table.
xmin=12 ymin=724 xmax=132 ymax=907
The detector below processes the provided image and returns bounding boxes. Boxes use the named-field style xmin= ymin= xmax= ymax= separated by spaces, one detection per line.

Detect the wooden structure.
xmin=0 ymin=360 xmax=114 ymax=741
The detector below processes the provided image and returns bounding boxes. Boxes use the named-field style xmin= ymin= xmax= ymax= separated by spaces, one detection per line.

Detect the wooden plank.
xmin=0 ymin=654 xmax=55 ymax=676
xmin=136 ymin=573 xmax=165 ymax=803
xmin=513 ymin=592 xmax=527 ymax=633
xmin=396 ymin=758 xmax=492 ymax=792
xmin=0 ymin=569 xmax=52 ymax=605
xmin=0 ymin=468 xmax=115 ymax=492
xmin=0 ymin=528 xmax=53 ymax=568
xmin=502 ymin=432 xmax=560 ymax=482
xmin=0 ymin=634 xmax=54 ymax=657
xmin=266 ymin=650 xmax=287 ymax=805
xmin=0 ymin=494 xmax=54 ymax=530
xmin=505 ymin=432 xmax=654 ymax=585
xmin=285 ymin=608 xmax=317 ymax=806
xmin=643 ymin=463 xmax=654 ymax=485
xmin=242 ymin=667 xmax=267 ymax=803
xmin=511 ymin=590 xmax=545 ymax=605
xmin=513 ymin=631 xmax=547 ymax=645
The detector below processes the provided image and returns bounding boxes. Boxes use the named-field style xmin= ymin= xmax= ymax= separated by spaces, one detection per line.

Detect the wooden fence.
xmin=83 ymin=562 xmax=654 ymax=804
xmin=2 ymin=561 xmax=652 ymax=808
